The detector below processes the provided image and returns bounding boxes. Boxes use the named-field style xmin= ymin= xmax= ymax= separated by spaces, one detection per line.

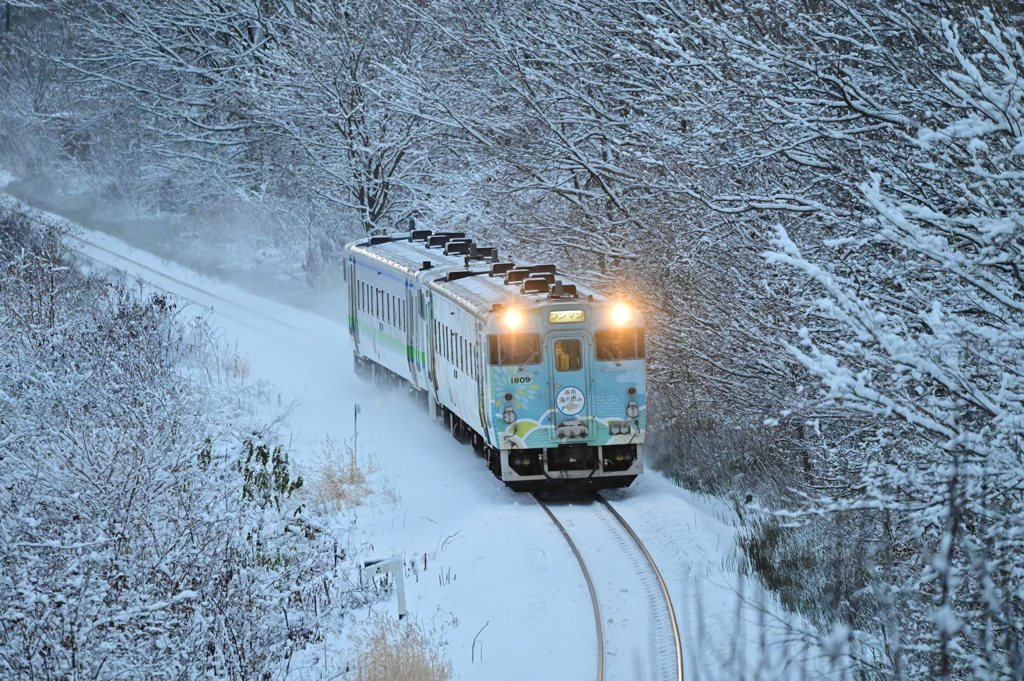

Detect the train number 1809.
xmin=511 ymin=375 xmax=531 ymax=384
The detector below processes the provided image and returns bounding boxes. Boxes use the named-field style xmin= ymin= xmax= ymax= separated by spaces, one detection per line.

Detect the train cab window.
xmin=595 ymin=328 xmax=646 ymax=361
xmin=488 ymin=333 xmax=542 ymax=365
xmin=554 ymin=339 xmax=582 ymax=371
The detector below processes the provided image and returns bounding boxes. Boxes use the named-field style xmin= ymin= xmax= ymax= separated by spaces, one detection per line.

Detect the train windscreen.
xmin=488 ymin=333 xmax=542 ymax=365
xmin=595 ymin=328 xmax=646 ymax=361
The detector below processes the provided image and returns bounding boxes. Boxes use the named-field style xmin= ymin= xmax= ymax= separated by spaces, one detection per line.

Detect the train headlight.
xmin=503 ymin=308 xmax=524 ymax=329
xmin=626 ymin=401 xmax=640 ymax=418
xmin=503 ymin=407 xmax=517 ymax=424
xmin=610 ymin=303 xmax=632 ymax=326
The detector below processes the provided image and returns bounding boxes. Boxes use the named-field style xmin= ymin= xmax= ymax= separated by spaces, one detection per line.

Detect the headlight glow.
xmin=610 ymin=303 xmax=632 ymax=326
xmin=503 ymin=308 xmax=524 ymax=329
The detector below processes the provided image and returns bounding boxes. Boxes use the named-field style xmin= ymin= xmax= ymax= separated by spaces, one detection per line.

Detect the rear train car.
xmin=344 ymin=230 xmax=646 ymax=491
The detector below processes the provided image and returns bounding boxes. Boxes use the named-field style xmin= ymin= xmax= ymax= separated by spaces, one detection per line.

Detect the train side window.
xmin=554 ymin=339 xmax=583 ymax=371
xmin=487 ymin=333 xmax=542 ymax=365
xmin=595 ymin=328 xmax=646 ymax=361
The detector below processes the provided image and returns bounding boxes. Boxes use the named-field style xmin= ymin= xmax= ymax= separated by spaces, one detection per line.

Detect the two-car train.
xmin=344 ymin=229 xmax=647 ymax=491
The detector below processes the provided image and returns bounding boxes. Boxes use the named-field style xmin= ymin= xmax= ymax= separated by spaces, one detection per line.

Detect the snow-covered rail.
xmin=535 ymin=493 xmax=684 ymax=681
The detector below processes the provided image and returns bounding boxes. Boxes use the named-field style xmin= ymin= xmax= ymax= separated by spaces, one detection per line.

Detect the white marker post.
xmin=363 ymin=556 xmax=407 ymax=619
xmin=353 ymin=403 xmax=361 ymax=456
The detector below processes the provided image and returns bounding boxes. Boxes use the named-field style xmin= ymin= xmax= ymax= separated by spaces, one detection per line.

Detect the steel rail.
xmin=595 ymin=492 xmax=684 ymax=681
xmin=535 ymin=495 xmax=604 ymax=681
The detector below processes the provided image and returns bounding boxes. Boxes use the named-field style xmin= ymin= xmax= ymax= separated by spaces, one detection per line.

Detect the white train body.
xmin=345 ymin=230 xmax=646 ymax=491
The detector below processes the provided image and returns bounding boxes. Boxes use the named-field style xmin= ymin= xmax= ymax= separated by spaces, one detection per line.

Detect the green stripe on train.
xmin=348 ymin=315 xmax=428 ymax=368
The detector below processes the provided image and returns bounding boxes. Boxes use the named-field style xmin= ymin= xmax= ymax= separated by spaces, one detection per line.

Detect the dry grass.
xmin=222 ymin=353 xmax=251 ymax=379
xmin=347 ymin=615 xmax=452 ymax=681
xmin=306 ymin=438 xmax=379 ymax=512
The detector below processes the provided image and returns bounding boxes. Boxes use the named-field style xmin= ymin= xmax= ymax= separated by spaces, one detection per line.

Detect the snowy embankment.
xmin=2 ymin=188 xmax=838 ymax=679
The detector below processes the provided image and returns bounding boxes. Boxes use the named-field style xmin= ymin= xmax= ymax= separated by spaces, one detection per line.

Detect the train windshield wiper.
xmin=517 ymin=350 xmax=539 ymax=373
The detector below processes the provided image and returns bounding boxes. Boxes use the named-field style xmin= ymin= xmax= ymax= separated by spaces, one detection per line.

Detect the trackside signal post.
xmin=363 ymin=556 xmax=407 ymax=619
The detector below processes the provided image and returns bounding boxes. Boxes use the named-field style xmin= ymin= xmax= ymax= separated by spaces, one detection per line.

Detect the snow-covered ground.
xmin=12 ymin=195 xmax=834 ymax=680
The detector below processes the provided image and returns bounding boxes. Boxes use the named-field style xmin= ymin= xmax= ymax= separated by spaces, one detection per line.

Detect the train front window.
xmin=595 ymin=328 xmax=646 ymax=361
xmin=554 ymin=339 xmax=582 ymax=371
xmin=488 ymin=333 xmax=542 ymax=366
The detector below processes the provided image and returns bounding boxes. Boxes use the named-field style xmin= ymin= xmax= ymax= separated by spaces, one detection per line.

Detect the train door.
xmin=548 ymin=334 xmax=592 ymax=439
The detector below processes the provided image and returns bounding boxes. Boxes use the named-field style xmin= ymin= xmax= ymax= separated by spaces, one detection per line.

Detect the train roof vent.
xmin=548 ymin=281 xmax=578 ymax=299
xmin=444 ymin=240 xmax=474 ymax=255
xmin=471 ymin=246 xmax=498 ymax=260
xmin=446 ymin=270 xmax=480 ymax=282
xmin=438 ymin=231 xmax=466 ymax=239
xmin=528 ymin=264 xmax=557 ymax=275
xmin=533 ymin=272 xmax=556 ymax=284
xmin=410 ymin=229 xmax=432 ymax=241
xmin=490 ymin=262 xmax=515 ymax=277
xmin=504 ymin=268 xmax=532 ymax=285
xmin=427 ymin=235 xmax=451 ymax=248
xmin=521 ymin=277 xmax=550 ymax=294
xmin=369 ymin=235 xmax=393 ymax=245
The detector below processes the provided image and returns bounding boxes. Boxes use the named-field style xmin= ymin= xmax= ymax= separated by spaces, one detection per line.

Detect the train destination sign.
xmin=548 ymin=309 xmax=585 ymax=324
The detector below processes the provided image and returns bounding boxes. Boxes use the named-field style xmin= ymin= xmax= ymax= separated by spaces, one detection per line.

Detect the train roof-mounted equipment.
xmin=548 ymin=281 xmax=578 ymax=299
xmin=490 ymin=263 xmax=515 ymax=277
xmin=426 ymin=232 xmax=466 ymax=249
xmin=443 ymin=239 xmax=474 ymax=255
xmin=469 ymin=246 xmax=499 ymax=261
xmin=504 ymin=268 xmax=532 ymax=285
xmin=410 ymin=229 xmax=432 ymax=241
xmin=532 ymin=273 xmax=556 ymax=285
xmin=369 ymin=235 xmax=393 ymax=245
xmin=521 ymin=277 xmax=550 ymax=295
xmin=445 ymin=270 xmax=484 ymax=282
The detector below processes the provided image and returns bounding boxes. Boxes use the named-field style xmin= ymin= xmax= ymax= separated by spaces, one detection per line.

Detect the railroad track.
xmin=66 ymin=231 xmax=335 ymax=347
xmin=536 ymin=492 xmax=683 ymax=681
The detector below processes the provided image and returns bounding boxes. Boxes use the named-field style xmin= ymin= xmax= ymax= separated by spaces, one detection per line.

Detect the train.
xmin=344 ymin=229 xmax=646 ymax=491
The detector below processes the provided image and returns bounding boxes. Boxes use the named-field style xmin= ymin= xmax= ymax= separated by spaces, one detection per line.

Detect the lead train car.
xmin=344 ymin=230 xmax=646 ymax=491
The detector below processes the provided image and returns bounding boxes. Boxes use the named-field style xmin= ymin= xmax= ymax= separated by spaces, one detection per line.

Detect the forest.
xmin=2 ymin=1 xmax=1023 ymax=678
